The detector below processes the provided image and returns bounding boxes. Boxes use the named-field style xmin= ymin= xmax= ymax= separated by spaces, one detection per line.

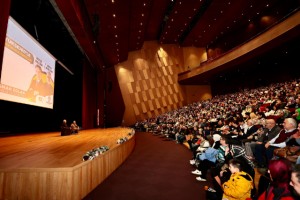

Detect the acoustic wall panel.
xmin=115 ymin=42 xmax=187 ymax=125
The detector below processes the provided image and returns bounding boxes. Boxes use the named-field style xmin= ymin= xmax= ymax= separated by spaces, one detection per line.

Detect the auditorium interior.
xmin=0 ymin=0 xmax=300 ymax=199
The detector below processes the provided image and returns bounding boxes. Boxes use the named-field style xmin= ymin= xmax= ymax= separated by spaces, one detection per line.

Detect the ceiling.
xmin=9 ymin=0 xmax=300 ymax=80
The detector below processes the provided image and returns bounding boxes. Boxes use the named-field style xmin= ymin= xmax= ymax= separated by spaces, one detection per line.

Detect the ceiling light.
xmin=115 ymin=34 xmax=118 ymax=38
xmin=113 ymin=14 xmax=116 ymax=17
xmin=111 ymin=0 xmax=114 ymax=3
xmin=142 ymin=13 xmax=144 ymax=17
xmin=143 ymin=3 xmax=146 ymax=6
xmin=114 ymin=26 xmax=117 ymax=28
xmin=140 ymin=22 xmax=143 ymax=26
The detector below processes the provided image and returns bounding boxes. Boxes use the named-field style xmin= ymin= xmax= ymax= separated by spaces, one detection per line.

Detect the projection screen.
xmin=0 ymin=16 xmax=56 ymax=109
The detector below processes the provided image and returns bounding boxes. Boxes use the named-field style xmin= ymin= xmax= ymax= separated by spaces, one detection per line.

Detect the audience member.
xmin=258 ymin=158 xmax=294 ymax=200
xmin=255 ymin=119 xmax=282 ymax=168
xmin=188 ymin=134 xmax=210 ymax=163
xmin=264 ymin=118 xmax=298 ymax=164
xmin=290 ymin=164 xmax=300 ymax=199
xmin=222 ymin=159 xmax=253 ymax=200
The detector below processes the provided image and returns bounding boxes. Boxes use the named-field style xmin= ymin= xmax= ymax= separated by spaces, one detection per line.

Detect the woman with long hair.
xmin=258 ymin=158 xmax=294 ymax=200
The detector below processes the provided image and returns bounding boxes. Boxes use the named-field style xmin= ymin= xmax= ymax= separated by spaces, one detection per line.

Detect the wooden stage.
xmin=0 ymin=127 xmax=136 ymax=200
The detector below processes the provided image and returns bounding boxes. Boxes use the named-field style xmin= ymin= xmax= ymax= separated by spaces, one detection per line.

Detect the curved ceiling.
xmin=9 ymin=0 xmax=300 ymax=78
xmin=52 ymin=0 xmax=299 ymax=68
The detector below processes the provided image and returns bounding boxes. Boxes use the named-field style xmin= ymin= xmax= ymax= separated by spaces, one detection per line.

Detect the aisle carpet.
xmin=83 ymin=132 xmax=206 ymax=200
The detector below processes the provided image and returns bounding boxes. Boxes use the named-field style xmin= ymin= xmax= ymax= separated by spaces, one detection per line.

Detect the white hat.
xmin=213 ymin=134 xmax=221 ymax=142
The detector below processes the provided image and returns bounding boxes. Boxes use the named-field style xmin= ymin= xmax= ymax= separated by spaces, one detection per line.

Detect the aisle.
xmin=83 ymin=132 xmax=206 ymax=200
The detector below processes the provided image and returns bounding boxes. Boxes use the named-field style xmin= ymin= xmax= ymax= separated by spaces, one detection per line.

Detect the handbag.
xmin=273 ymin=146 xmax=300 ymax=162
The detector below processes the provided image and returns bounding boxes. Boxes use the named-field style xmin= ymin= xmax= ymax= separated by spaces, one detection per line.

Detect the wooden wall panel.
xmin=115 ymin=41 xmax=212 ymax=125
xmin=183 ymin=47 xmax=207 ymax=70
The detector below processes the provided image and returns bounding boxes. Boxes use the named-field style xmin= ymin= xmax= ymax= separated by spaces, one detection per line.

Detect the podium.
xmin=61 ymin=127 xmax=71 ymax=136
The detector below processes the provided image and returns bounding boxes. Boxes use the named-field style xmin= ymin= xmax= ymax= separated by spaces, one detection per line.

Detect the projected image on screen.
xmin=0 ymin=17 xmax=56 ymax=109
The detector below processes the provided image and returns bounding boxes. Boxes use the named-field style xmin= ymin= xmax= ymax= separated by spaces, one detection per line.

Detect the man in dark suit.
xmin=254 ymin=119 xmax=281 ymax=167
xmin=264 ymin=118 xmax=298 ymax=162
xmin=61 ymin=119 xmax=71 ymax=136
xmin=239 ymin=119 xmax=258 ymax=142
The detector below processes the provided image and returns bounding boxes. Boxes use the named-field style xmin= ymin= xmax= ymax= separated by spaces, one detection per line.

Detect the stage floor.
xmin=0 ymin=128 xmax=133 ymax=169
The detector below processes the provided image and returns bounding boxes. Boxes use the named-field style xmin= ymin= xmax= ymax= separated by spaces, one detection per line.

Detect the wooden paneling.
xmin=0 ymin=128 xmax=135 ymax=200
xmin=182 ymin=85 xmax=212 ymax=104
xmin=115 ymin=41 xmax=188 ymax=125
xmin=183 ymin=47 xmax=207 ymax=70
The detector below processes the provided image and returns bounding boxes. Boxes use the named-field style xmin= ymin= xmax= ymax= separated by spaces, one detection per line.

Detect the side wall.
xmin=114 ymin=41 xmax=211 ymax=126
